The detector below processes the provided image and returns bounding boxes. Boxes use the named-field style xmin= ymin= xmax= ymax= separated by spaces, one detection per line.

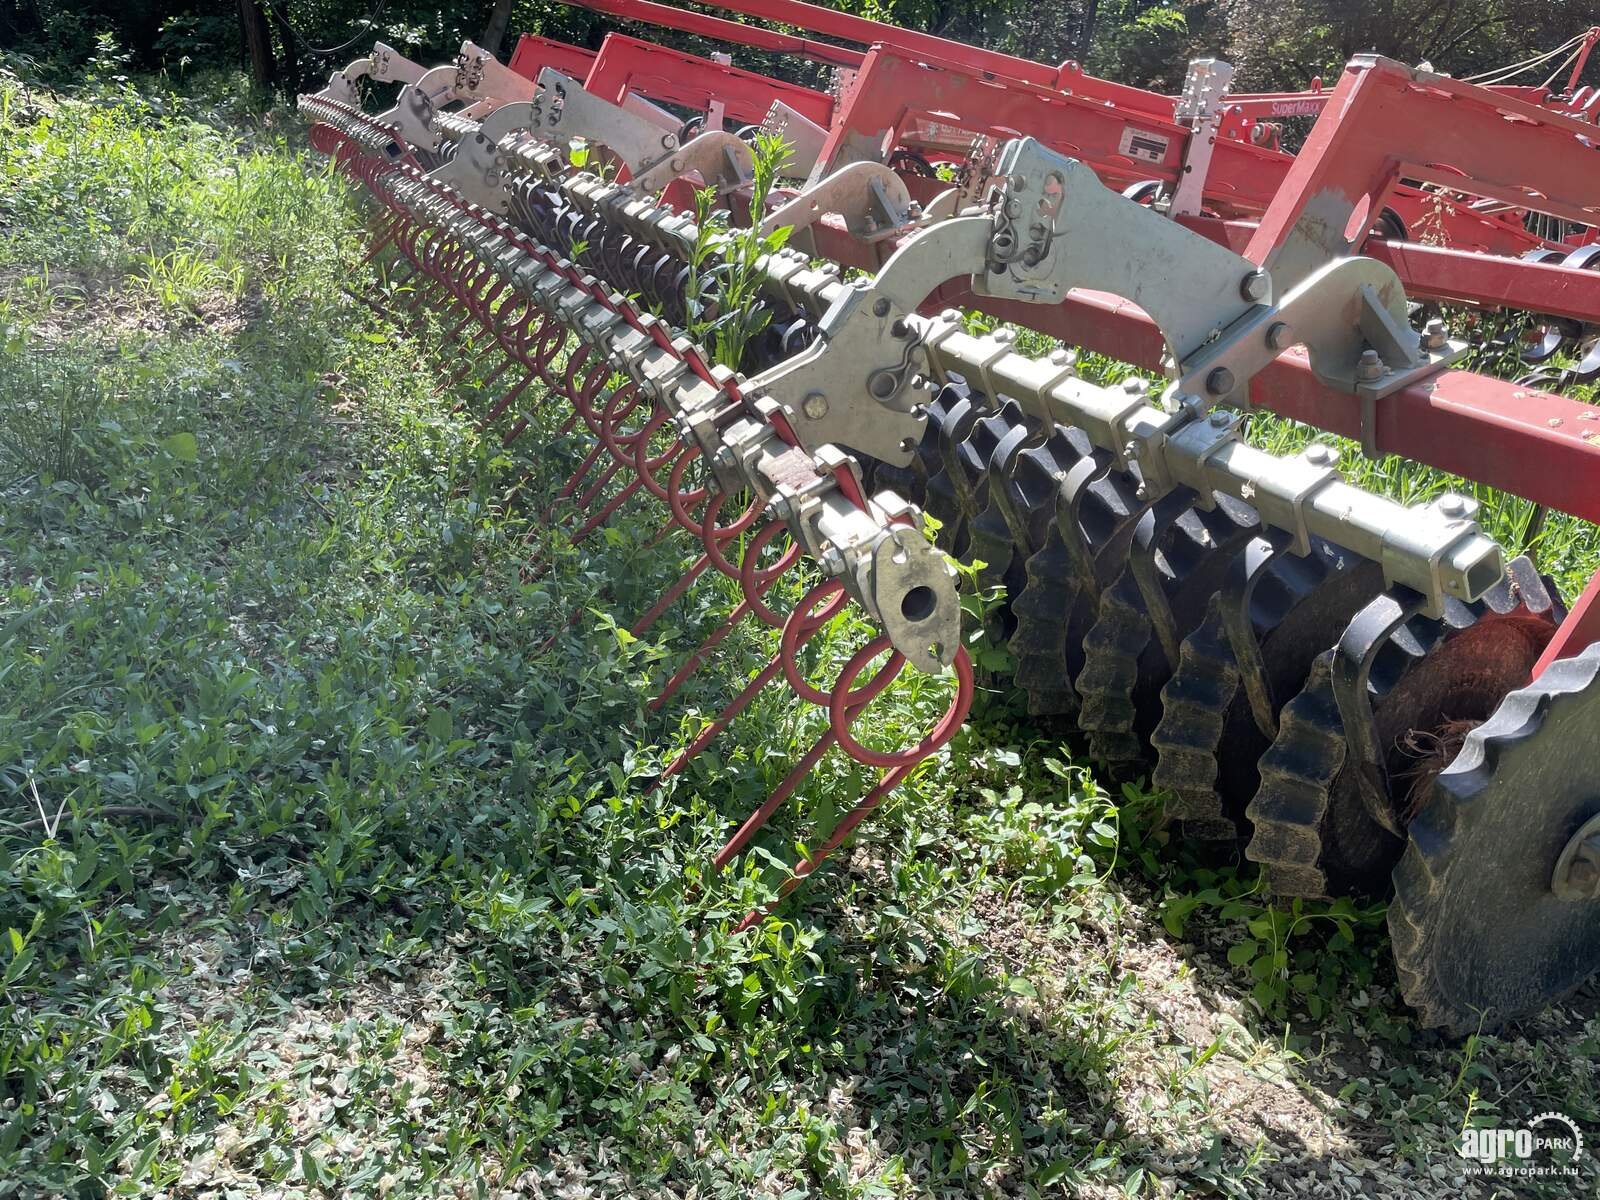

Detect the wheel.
xmin=1390 ymin=643 xmax=1600 ymax=1033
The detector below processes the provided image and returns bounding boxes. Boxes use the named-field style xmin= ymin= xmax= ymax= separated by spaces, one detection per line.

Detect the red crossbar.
xmin=580 ymin=0 xmax=1057 ymax=84
xmin=584 ymin=33 xmax=834 ymax=128
xmin=508 ymin=33 xmax=598 ymax=82
xmin=553 ymin=0 xmax=865 ymax=68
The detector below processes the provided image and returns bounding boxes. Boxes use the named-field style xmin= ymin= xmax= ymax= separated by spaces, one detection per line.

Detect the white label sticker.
xmin=1118 ymin=127 xmax=1171 ymax=164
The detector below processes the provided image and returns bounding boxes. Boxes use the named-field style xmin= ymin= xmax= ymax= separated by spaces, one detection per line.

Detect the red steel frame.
xmin=554 ymin=32 xmax=835 ymax=129
xmin=538 ymin=6 xmax=1589 ymax=263
xmin=1247 ymin=55 xmax=1600 ymax=283
xmin=507 ymin=33 xmax=599 ymax=83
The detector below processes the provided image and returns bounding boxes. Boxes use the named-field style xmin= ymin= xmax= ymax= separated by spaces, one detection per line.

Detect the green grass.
xmin=1 ymin=70 xmax=1597 ymax=1199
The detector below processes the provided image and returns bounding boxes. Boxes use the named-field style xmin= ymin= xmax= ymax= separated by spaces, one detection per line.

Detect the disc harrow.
xmin=298 ymin=11 xmax=1600 ymax=1033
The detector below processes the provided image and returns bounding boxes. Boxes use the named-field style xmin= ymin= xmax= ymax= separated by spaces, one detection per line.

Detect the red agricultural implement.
xmin=507 ymin=3 xmax=1600 ymax=370
xmin=299 ymin=7 xmax=1600 ymax=1034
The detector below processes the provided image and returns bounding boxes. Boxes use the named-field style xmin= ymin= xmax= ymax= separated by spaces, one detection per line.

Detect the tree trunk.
xmin=268 ymin=0 xmax=300 ymax=92
xmin=482 ymin=0 xmax=515 ymax=56
xmin=238 ymin=0 xmax=276 ymax=90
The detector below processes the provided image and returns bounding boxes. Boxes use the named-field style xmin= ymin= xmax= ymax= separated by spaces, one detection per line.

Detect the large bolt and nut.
xmin=818 ymin=547 xmax=848 ymax=577
xmin=1303 ymin=443 xmax=1339 ymax=467
xmin=1207 ymin=366 xmax=1237 ymax=396
xmin=1423 ymin=318 xmax=1449 ymax=351
xmin=1240 ymin=269 xmax=1270 ymax=303
xmin=1356 ymin=348 xmax=1386 ymax=382
xmin=1266 ymin=321 xmax=1292 ymax=351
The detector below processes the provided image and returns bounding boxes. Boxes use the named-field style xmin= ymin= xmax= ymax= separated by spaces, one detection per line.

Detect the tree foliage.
xmin=1 ymin=0 xmax=1596 ymax=100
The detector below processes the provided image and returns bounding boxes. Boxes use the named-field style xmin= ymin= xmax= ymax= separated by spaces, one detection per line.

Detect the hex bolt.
xmin=801 ymin=392 xmax=830 ymax=420
xmin=1123 ymin=441 xmax=1140 ymax=461
xmin=1423 ymin=318 xmax=1448 ymax=351
xmin=873 ymin=298 xmax=892 ymax=318
xmin=712 ymin=445 xmax=736 ymax=470
xmin=1049 ymin=347 xmax=1076 ymax=367
xmin=1240 ymin=270 xmax=1270 ymax=302
xmin=766 ymin=494 xmax=793 ymax=521
xmin=1437 ymin=493 xmax=1468 ymax=518
xmin=940 ymin=308 xmax=962 ymax=323
xmin=1210 ymin=409 xmax=1232 ymax=428
xmin=1356 ymin=348 xmax=1386 ymax=381
xmin=1303 ymin=443 xmax=1339 ymax=467
xmin=1266 ymin=321 xmax=1292 ymax=351
xmin=1121 ymin=377 xmax=1149 ymax=397
xmin=1207 ymin=366 xmax=1237 ymax=395
xmin=818 ymin=547 xmax=848 ymax=577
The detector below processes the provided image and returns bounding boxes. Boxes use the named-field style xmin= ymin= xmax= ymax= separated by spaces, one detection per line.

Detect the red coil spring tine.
xmin=649 ymin=521 xmax=793 ymax=710
xmin=360 ymin=215 xmax=399 ymax=267
xmin=665 ymin=448 xmax=713 ymax=533
xmin=494 ymin=299 xmax=534 ymax=361
xmin=598 ymin=382 xmax=655 ymax=469
xmin=470 ymin=353 xmax=513 ymax=398
xmin=566 ymin=475 xmax=645 ymax=548
xmin=654 ymin=583 xmax=851 ymax=786
xmin=729 ymin=768 xmax=915 ymax=934
xmin=738 ymin=524 xmax=803 ymax=630
xmin=649 ymin=520 xmax=799 ymax=712
xmin=480 ymin=370 xmax=535 ymax=429
xmin=635 ymin=420 xmax=687 ymax=505
xmin=699 ymin=492 xmax=764 ymax=581
xmin=572 ymin=458 xmax=626 ymax=512
xmin=508 ymin=307 xmax=542 ymax=367
xmin=711 ymin=735 xmax=838 ymax=872
xmin=629 ymin=552 xmax=713 ymax=636
xmin=730 ymin=646 xmax=975 ymax=931
xmin=549 ymin=440 xmax=609 ymax=518
xmin=570 ymin=356 xmax=614 ymax=435
xmin=777 ymin=582 xmax=906 ymax=710
xmin=631 ymin=486 xmax=753 ymax=635
xmin=534 ymin=320 xmax=569 ymax=389
xmin=828 ymin=640 xmax=975 ymax=769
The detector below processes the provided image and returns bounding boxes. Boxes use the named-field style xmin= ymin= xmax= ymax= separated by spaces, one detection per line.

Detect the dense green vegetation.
xmin=5 ymin=0 xmax=1599 ymax=96
xmin=1 ymin=17 xmax=1598 ymax=1200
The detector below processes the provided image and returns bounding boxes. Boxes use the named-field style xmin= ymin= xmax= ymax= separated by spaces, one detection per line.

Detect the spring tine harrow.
xmin=298 ymin=9 xmax=1600 ymax=1031
xmin=301 ymin=89 xmax=977 ymax=912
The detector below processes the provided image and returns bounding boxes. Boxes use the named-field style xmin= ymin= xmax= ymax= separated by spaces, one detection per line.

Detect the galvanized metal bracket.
xmin=1168 ymin=255 xmax=1469 ymax=454
xmin=530 ymin=69 xmax=753 ymax=194
xmin=426 ymin=126 xmax=515 ymax=215
xmin=633 ymin=130 xmax=755 ymax=193
xmin=454 ymin=40 xmax=539 ymax=118
xmin=1170 ymin=58 xmax=1235 ymax=218
xmin=370 ymin=42 xmax=426 ymax=86
xmin=531 ymin=69 xmax=680 ymax=175
xmin=973 ymin=138 xmax=1268 ymax=368
xmin=761 ymin=101 xmax=830 ymax=177
xmin=759 ymin=160 xmax=917 ymax=241
xmin=378 ymin=64 xmax=460 ymax=153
